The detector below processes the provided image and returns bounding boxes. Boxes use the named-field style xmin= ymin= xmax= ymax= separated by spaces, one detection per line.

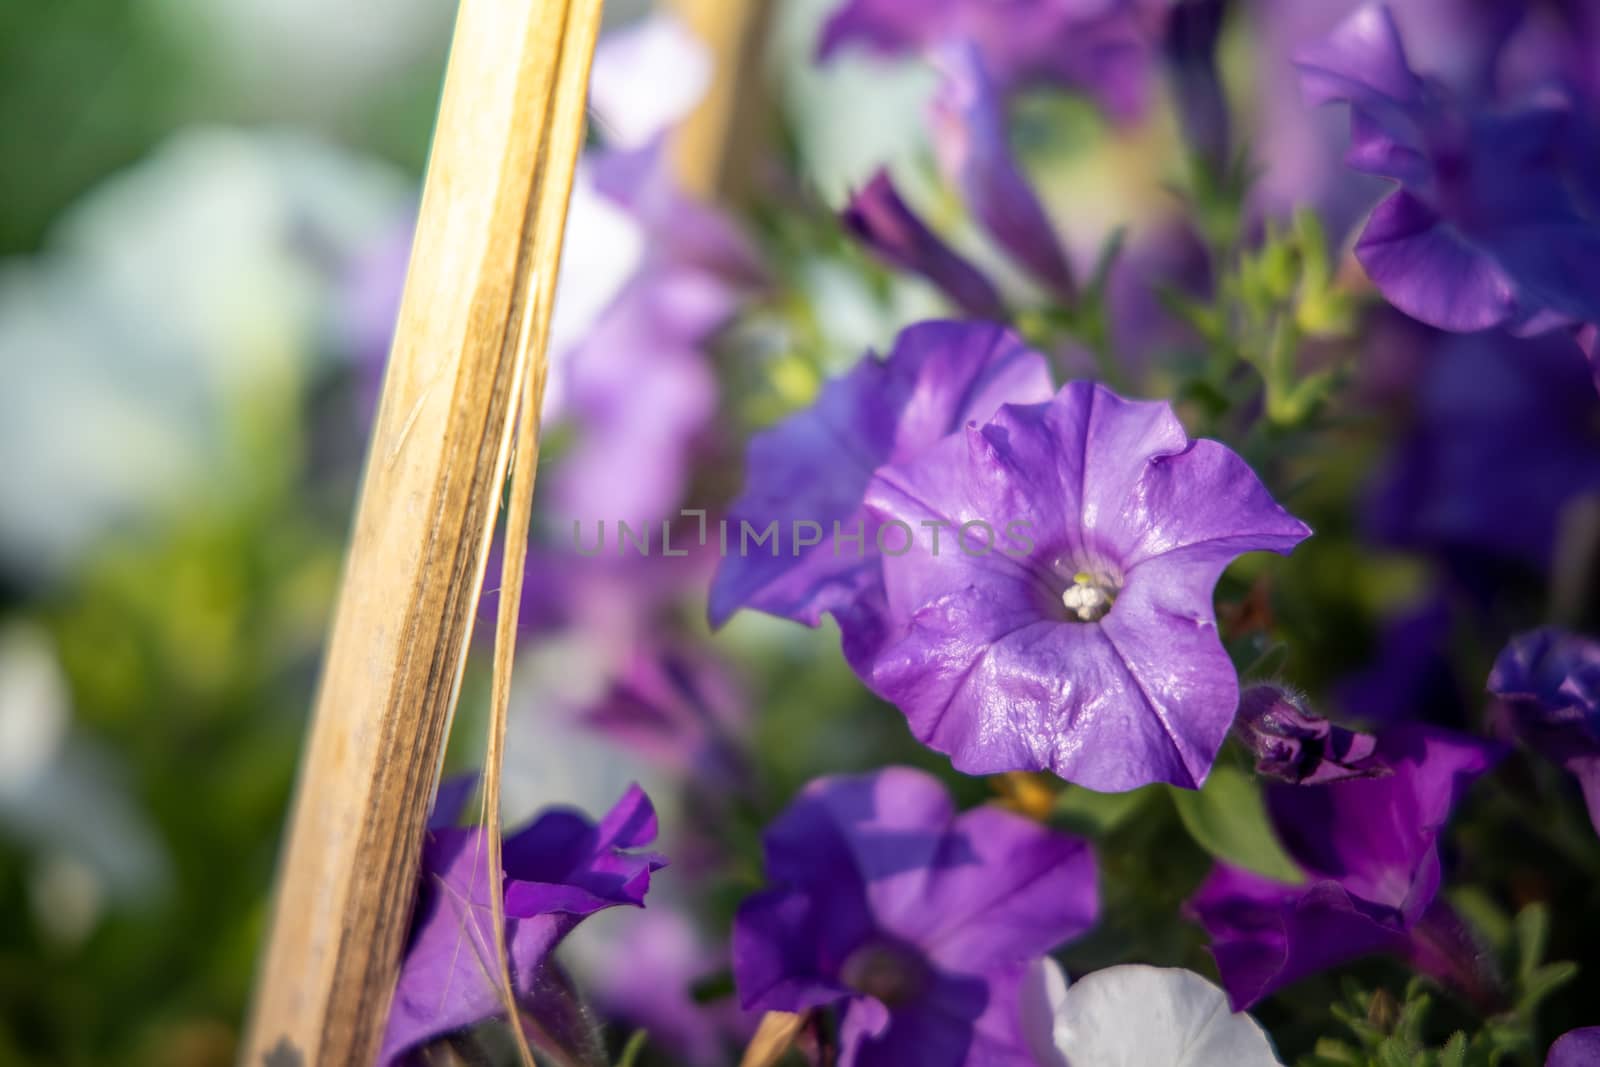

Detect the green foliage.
xmin=1298 ymin=905 xmax=1579 ymax=1067
xmin=1170 ymin=762 xmax=1304 ymax=884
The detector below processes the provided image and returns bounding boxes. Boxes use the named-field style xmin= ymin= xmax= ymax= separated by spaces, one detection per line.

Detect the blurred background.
xmin=6 ymin=0 xmax=1596 ymax=1064
xmin=0 ymin=2 xmax=454 ymax=1063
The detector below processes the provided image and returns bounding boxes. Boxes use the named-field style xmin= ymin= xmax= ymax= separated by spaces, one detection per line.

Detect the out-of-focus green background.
xmin=0 ymin=4 xmax=453 ymax=1063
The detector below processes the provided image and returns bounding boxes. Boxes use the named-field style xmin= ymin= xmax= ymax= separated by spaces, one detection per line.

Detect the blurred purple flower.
xmin=1549 ymin=1027 xmax=1600 ymax=1067
xmin=1249 ymin=0 xmax=1528 ymax=232
xmin=1298 ymin=4 xmax=1600 ymax=341
xmin=1235 ymin=684 xmax=1384 ymax=785
xmin=1365 ymin=329 xmax=1600 ymax=569
xmin=843 ymin=171 xmax=1007 ymax=320
xmin=1162 ymin=0 xmax=1231 ymax=168
xmin=732 ymin=767 xmax=1098 ymax=1067
xmin=708 ymin=321 xmax=1053 ymax=657
xmin=575 ymin=641 xmax=748 ymax=787
xmin=1188 ymin=725 xmax=1502 ymax=1009
xmin=1488 ymin=627 xmax=1600 ymax=835
xmin=929 ymin=43 xmax=1079 ymax=302
xmin=819 ymin=0 xmax=1162 ymax=121
xmin=380 ymin=783 xmax=666 ymax=1065
xmin=861 ymin=382 xmax=1310 ymax=790
xmin=548 ymin=141 xmax=764 ymax=525
xmin=571 ymin=909 xmax=747 ymax=1067
xmin=1335 ymin=594 xmax=1467 ymax=726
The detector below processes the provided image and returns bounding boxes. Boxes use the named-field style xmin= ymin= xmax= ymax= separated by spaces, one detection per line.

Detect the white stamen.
xmin=1062 ymin=573 xmax=1115 ymax=622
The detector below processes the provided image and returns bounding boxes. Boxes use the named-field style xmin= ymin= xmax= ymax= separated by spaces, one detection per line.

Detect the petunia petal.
xmin=1030 ymin=961 xmax=1284 ymax=1066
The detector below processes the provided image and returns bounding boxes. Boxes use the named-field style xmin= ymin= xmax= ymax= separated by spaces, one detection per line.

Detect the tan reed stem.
xmin=241 ymin=0 xmax=603 ymax=1062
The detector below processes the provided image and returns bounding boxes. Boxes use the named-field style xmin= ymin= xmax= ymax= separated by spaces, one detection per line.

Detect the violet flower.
xmin=1549 ymin=1027 xmax=1600 ymax=1067
xmin=1487 ymin=627 xmax=1600 ymax=835
xmin=818 ymin=0 xmax=1161 ymax=122
xmin=708 ymin=320 xmax=1053 ymax=667
xmin=1297 ymin=4 xmax=1600 ymax=341
xmin=861 ymin=381 xmax=1310 ymax=791
xmin=380 ymin=782 xmax=667 ymax=1065
xmin=1234 ymin=684 xmax=1384 ymax=785
xmin=732 ymin=767 xmax=1099 ymax=1067
xmin=1188 ymin=724 xmax=1502 ymax=1009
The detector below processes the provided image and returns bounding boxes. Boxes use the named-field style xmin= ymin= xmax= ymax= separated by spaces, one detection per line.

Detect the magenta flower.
xmin=732 ymin=767 xmax=1098 ymax=1067
xmin=1297 ymin=4 xmax=1600 ymax=341
xmin=1187 ymin=725 xmax=1502 ymax=1009
xmin=709 ymin=320 xmax=1053 ymax=667
xmin=380 ymin=782 xmax=666 ymax=1065
xmin=860 ymin=382 xmax=1310 ymax=791
xmin=1488 ymin=627 xmax=1600 ymax=836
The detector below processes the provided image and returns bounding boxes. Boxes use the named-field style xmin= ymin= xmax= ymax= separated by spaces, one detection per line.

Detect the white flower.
xmin=1022 ymin=961 xmax=1283 ymax=1067
xmin=588 ymin=13 xmax=713 ymax=151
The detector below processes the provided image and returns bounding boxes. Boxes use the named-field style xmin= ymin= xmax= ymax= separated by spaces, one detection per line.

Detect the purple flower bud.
xmin=842 ymin=171 xmax=1007 ymax=320
xmin=1234 ymin=684 xmax=1385 ymax=785
xmin=1488 ymin=627 xmax=1600 ymax=835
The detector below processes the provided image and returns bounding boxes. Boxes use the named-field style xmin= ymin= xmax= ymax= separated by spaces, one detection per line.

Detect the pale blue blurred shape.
xmin=0 ymin=127 xmax=410 ymax=582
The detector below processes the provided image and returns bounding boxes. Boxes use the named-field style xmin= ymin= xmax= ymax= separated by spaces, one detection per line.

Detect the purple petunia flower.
xmin=1187 ymin=725 xmax=1502 ymax=1009
xmin=379 ymin=781 xmax=667 ymax=1065
xmin=1549 ymin=1027 xmax=1600 ymax=1067
xmin=708 ymin=320 xmax=1053 ymax=662
xmin=1488 ymin=627 xmax=1600 ymax=835
xmin=1234 ymin=685 xmax=1384 ymax=785
xmin=1297 ymin=4 xmax=1600 ymax=342
xmin=732 ymin=766 xmax=1099 ymax=1067
xmin=860 ymin=381 xmax=1310 ymax=791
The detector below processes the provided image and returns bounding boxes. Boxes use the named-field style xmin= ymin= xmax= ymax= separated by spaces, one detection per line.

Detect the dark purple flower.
xmin=1162 ymin=0 xmax=1230 ymax=168
xmin=1549 ymin=1027 xmax=1600 ymax=1067
xmin=1298 ymin=4 xmax=1600 ymax=340
xmin=1188 ymin=725 xmax=1502 ymax=1008
xmin=1365 ymin=329 xmax=1600 ymax=569
xmin=733 ymin=767 xmax=1098 ymax=1067
xmin=1235 ymin=685 xmax=1384 ymax=785
xmin=1488 ymin=627 xmax=1600 ymax=834
xmin=1335 ymin=594 xmax=1468 ymax=727
xmin=860 ymin=382 xmax=1310 ymax=791
xmin=379 ymin=783 xmax=667 ymax=1065
xmin=708 ymin=321 xmax=1053 ymax=659
xmin=843 ymin=171 xmax=1007 ymax=320
xmin=819 ymin=0 xmax=1162 ymax=122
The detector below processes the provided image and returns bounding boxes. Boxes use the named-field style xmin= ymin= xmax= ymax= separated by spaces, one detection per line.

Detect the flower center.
xmin=1061 ymin=571 xmax=1118 ymax=622
xmin=840 ymin=939 xmax=929 ymax=1006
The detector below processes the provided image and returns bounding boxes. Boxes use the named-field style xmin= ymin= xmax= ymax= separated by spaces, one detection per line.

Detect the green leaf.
xmin=1512 ymin=903 xmax=1549 ymax=981
xmin=615 ymin=1030 xmax=650 ymax=1067
xmin=1171 ymin=764 xmax=1304 ymax=883
xmin=1437 ymin=1031 xmax=1468 ymax=1067
xmin=1052 ymin=782 xmax=1158 ymax=836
